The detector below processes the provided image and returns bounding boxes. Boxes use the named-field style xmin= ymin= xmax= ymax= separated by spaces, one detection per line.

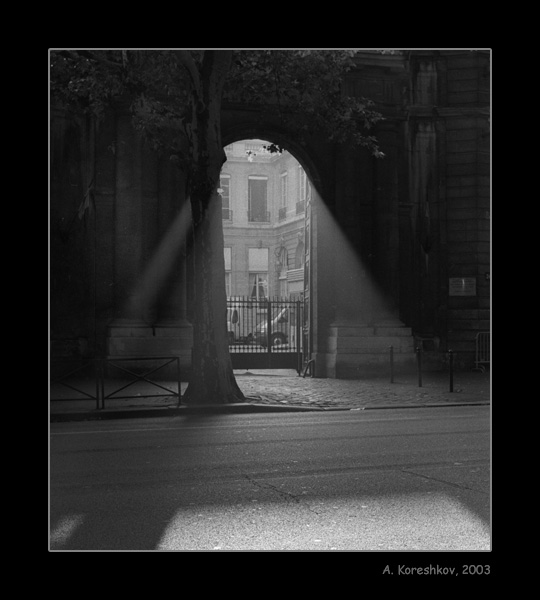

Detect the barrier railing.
xmin=50 ymin=359 xmax=101 ymax=409
xmin=390 ymin=346 xmax=485 ymax=393
xmin=475 ymin=332 xmax=490 ymax=372
xmin=101 ymin=357 xmax=181 ymax=408
xmin=50 ymin=356 xmax=181 ymax=409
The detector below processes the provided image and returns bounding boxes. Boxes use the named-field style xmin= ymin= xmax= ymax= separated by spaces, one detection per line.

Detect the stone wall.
xmin=50 ymin=50 xmax=490 ymax=375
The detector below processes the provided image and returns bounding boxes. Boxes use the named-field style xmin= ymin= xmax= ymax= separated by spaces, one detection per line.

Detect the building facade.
xmin=50 ymin=50 xmax=490 ymax=377
xmin=221 ymin=140 xmax=307 ymax=302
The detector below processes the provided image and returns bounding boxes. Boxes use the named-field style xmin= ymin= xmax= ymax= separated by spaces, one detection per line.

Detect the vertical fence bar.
xmin=389 ymin=345 xmax=394 ymax=383
xmin=267 ymin=298 xmax=272 ymax=366
xmin=448 ymin=350 xmax=454 ymax=393
xmin=103 ymin=358 xmax=107 ymax=409
xmin=99 ymin=358 xmax=105 ymax=409
xmin=296 ymin=300 xmax=302 ymax=375
xmin=416 ymin=346 xmax=422 ymax=387
xmin=176 ymin=356 xmax=182 ymax=406
xmin=95 ymin=358 xmax=100 ymax=410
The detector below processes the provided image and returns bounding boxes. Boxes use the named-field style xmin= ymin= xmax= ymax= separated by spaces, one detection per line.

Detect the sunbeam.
xmin=313 ymin=195 xmax=399 ymax=327
xmin=124 ymin=202 xmax=192 ymax=320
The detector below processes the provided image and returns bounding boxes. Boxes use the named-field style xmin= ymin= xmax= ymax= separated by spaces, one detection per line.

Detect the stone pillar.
xmin=152 ymin=161 xmax=193 ymax=373
xmin=107 ymin=113 xmax=154 ymax=355
xmin=315 ymin=143 xmax=414 ymax=378
xmin=112 ymin=113 xmax=146 ymax=323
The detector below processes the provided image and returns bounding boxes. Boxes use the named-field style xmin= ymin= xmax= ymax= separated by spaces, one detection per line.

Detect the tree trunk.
xmin=181 ymin=51 xmax=245 ymax=405
xmin=183 ymin=190 xmax=245 ymax=404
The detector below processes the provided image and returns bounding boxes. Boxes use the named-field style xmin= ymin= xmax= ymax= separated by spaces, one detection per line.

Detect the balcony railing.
xmin=296 ymin=200 xmax=305 ymax=215
xmin=222 ymin=208 xmax=233 ymax=221
xmin=248 ymin=210 xmax=270 ymax=223
xmin=278 ymin=206 xmax=287 ymax=221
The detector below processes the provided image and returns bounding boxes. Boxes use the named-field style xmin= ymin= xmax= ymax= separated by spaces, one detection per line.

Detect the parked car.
xmin=254 ymin=307 xmax=289 ymax=347
xmin=227 ymin=301 xmax=260 ymax=344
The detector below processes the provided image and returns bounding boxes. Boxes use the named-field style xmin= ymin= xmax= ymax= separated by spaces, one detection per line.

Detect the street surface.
xmin=50 ymin=406 xmax=490 ymax=551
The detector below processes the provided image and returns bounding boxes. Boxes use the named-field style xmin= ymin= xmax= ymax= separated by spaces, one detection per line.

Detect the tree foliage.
xmin=225 ymin=50 xmax=385 ymax=155
xmin=50 ymin=49 xmax=385 ymax=404
xmin=50 ymin=49 xmax=385 ymax=161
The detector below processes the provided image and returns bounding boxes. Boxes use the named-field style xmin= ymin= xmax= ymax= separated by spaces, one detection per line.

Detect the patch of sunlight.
xmin=50 ymin=514 xmax=85 ymax=549
xmin=154 ymin=491 xmax=490 ymax=551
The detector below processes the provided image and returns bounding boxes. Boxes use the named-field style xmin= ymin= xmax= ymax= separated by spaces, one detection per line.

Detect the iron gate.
xmin=227 ymin=297 xmax=304 ymax=372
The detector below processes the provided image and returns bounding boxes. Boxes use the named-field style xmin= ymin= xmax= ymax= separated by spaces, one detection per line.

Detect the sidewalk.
xmin=50 ymin=368 xmax=490 ymax=422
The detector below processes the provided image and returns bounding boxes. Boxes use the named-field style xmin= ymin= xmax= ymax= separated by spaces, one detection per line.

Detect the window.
xmin=220 ymin=174 xmax=231 ymax=220
xmin=297 ymin=166 xmax=310 ymax=214
xmin=248 ymin=248 xmax=269 ymax=299
xmin=249 ymin=274 xmax=268 ymax=300
xmin=277 ymin=247 xmax=288 ymax=298
xmin=248 ymin=176 xmax=269 ymax=222
xmin=299 ymin=165 xmax=306 ymax=201
xmin=224 ymin=247 xmax=232 ymax=297
xmin=295 ymin=240 xmax=305 ymax=269
xmin=280 ymin=172 xmax=288 ymax=207
xmin=279 ymin=172 xmax=288 ymax=221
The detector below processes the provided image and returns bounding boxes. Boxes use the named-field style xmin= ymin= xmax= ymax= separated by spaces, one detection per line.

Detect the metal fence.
xmin=475 ymin=332 xmax=490 ymax=371
xmin=227 ymin=297 xmax=304 ymax=372
xmin=50 ymin=358 xmax=101 ymax=408
xmin=50 ymin=356 xmax=181 ymax=409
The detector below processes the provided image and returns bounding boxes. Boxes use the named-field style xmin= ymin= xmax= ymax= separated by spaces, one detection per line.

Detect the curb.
xmin=50 ymin=403 xmax=320 ymax=422
xmin=49 ymin=400 xmax=489 ymax=422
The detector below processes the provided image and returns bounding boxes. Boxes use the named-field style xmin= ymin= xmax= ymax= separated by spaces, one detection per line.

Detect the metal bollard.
xmin=448 ymin=350 xmax=454 ymax=393
xmin=176 ymin=356 xmax=182 ymax=407
xmin=389 ymin=345 xmax=394 ymax=383
xmin=416 ymin=347 xmax=422 ymax=387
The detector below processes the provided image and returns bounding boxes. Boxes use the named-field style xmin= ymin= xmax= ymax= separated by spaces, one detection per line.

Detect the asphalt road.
xmin=49 ymin=406 xmax=491 ymax=552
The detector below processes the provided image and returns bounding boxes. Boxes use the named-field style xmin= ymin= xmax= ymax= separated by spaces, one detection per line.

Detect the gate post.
xmin=96 ymin=358 xmax=105 ymax=409
xmin=416 ymin=347 xmax=423 ymax=388
xmin=176 ymin=356 xmax=182 ymax=406
xmin=448 ymin=349 xmax=454 ymax=393
xmin=267 ymin=298 xmax=272 ymax=367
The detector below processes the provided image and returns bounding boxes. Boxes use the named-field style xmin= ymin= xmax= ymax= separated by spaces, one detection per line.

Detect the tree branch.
xmin=203 ymin=50 xmax=232 ymax=100
xmin=173 ymin=50 xmax=202 ymax=93
xmin=56 ymin=49 xmax=124 ymax=70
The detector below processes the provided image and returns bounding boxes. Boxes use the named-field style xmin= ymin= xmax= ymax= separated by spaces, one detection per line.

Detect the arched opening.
xmin=219 ymin=138 xmax=311 ymax=302
xmin=220 ymin=138 xmax=316 ymax=371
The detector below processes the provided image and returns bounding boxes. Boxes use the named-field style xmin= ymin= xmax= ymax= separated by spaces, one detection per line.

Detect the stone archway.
xmin=219 ymin=129 xmax=322 ymax=369
xmin=220 ymin=114 xmax=415 ymax=378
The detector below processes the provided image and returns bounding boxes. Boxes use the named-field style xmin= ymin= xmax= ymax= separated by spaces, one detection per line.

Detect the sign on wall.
xmin=449 ymin=277 xmax=477 ymax=296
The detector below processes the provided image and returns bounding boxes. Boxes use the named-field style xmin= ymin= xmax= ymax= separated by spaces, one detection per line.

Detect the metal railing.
xmin=248 ymin=210 xmax=270 ymax=223
xmin=227 ymin=297 xmax=304 ymax=372
xmin=50 ymin=356 xmax=181 ymax=409
xmin=50 ymin=358 xmax=101 ymax=409
xmin=475 ymin=332 xmax=490 ymax=371
xmin=227 ymin=297 xmax=302 ymax=351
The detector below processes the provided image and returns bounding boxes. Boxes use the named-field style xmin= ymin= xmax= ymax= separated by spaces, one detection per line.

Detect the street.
xmin=49 ymin=406 xmax=490 ymax=551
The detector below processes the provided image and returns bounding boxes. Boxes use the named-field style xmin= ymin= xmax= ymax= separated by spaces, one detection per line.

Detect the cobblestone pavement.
xmin=237 ymin=369 xmax=490 ymax=410
xmin=50 ymin=368 xmax=490 ymax=417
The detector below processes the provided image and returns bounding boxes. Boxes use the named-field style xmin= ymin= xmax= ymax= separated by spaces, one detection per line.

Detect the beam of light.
xmin=124 ymin=202 xmax=192 ymax=320
xmin=50 ymin=514 xmax=85 ymax=549
xmin=312 ymin=191 xmax=399 ymax=327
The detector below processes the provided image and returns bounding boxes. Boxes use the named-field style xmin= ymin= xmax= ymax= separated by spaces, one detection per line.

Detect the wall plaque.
xmin=449 ymin=277 xmax=477 ymax=296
